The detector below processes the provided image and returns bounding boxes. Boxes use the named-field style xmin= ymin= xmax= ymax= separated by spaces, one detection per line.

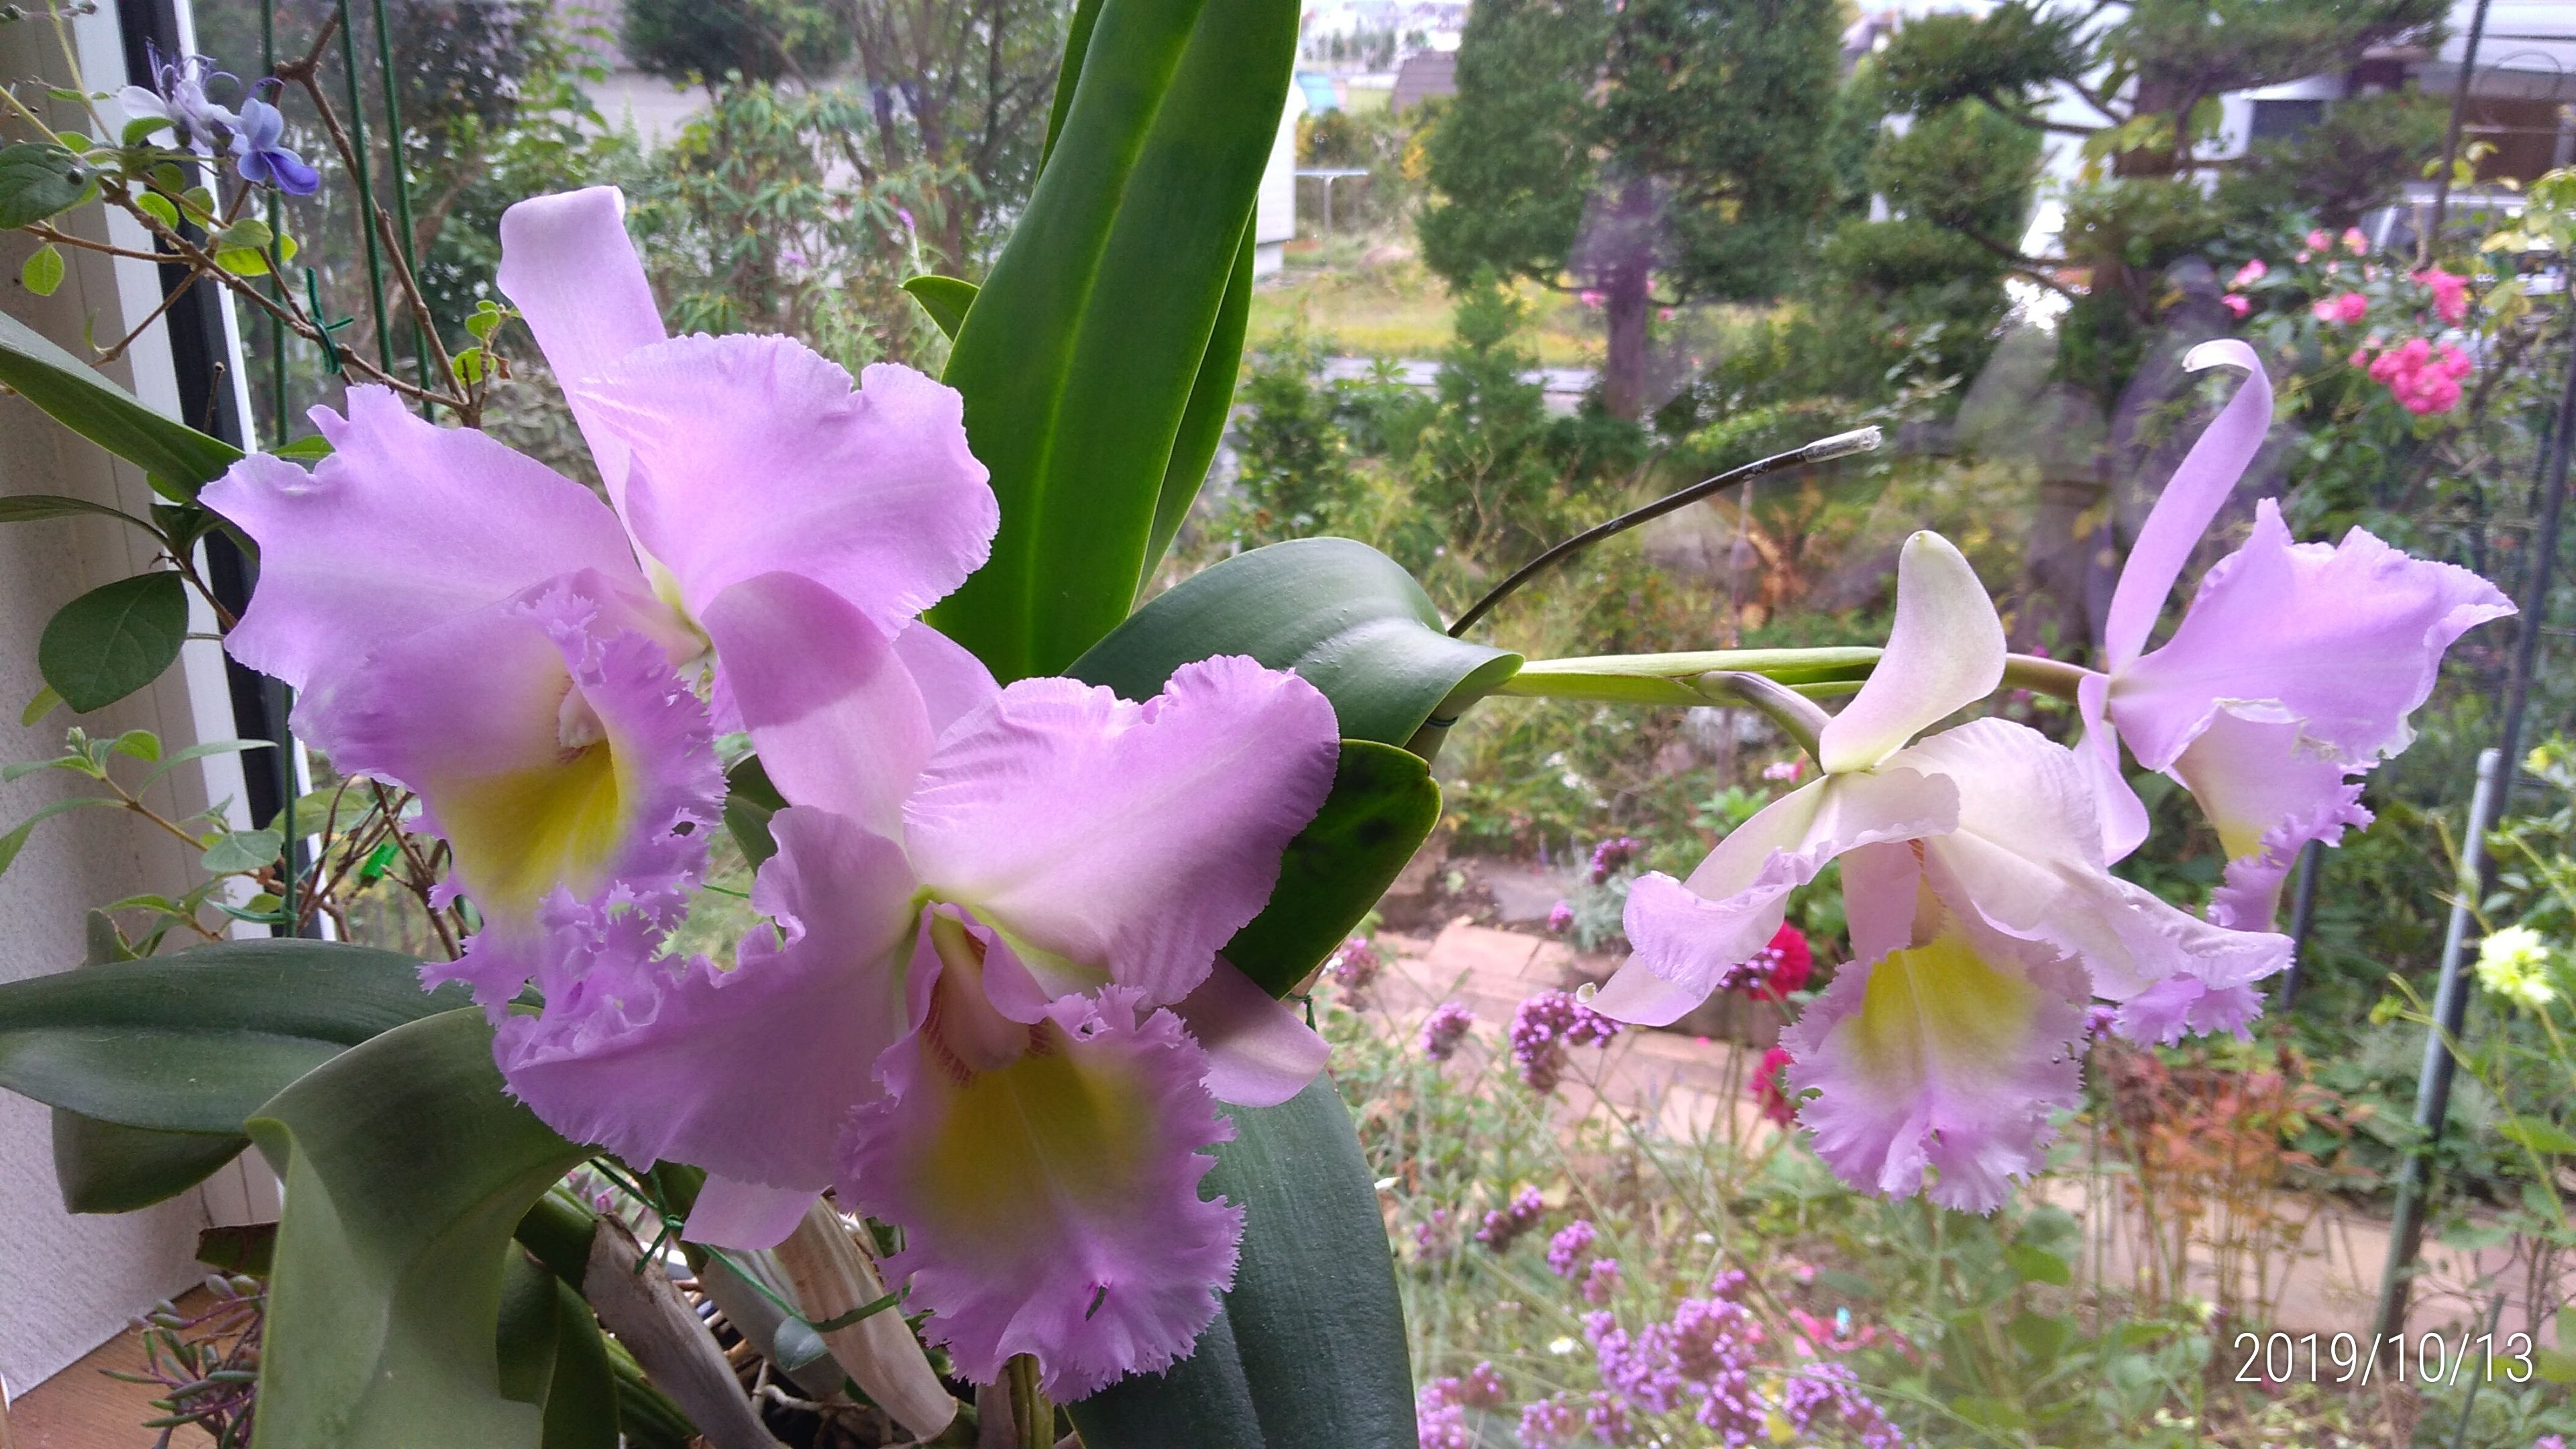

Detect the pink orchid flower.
xmin=2072 ymin=340 xmax=2514 ymax=932
xmin=499 ymin=572 xmax=1342 ymax=1398
xmin=1593 ymin=533 xmax=2288 ymax=1208
xmin=202 ymin=186 xmax=998 ymax=1000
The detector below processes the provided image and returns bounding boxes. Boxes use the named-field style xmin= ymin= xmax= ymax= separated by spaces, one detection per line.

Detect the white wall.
xmin=0 ymin=0 xmax=276 ymax=1402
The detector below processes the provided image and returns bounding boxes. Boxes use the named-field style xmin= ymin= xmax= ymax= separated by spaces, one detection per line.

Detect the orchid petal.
xmin=2102 ymin=339 xmax=2272 ymax=672
xmin=1816 ymin=532 xmax=2005 ymax=773
xmin=497 ymin=807 xmax=914 ymax=1193
xmin=842 ymin=983 xmax=1240 ymax=1401
xmin=203 ymin=388 xmax=649 ymax=691
xmin=300 ymin=572 xmax=718 ymax=997
xmin=903 ymin=655 xmax=1340 ymax=1007
xmin=496 ymin=187 xmax=667 ymax=507
xmin=1838 ymin=840 xmax=1921 ymax=968
xmin=2170 ymin=712 xmax=2375 ymax=931
xmin=2115 ymin=973 xmax=2267 ymax=1046
xmin=1783 ymin=913 xmax=2087 ymax=1214
xmin=1888 ymin=718 xmax=2289 ymax=1003
xmin=2076 ymin=672 xmax=2151 ymax=862
xmin=1599 ymin=769 xmax=1957 ymax=1025
xmin=584 ymin=335 xmax=998 ymax=633
xmin=684 ymin=1177 xmax=820 ymax=1252
xmin=1173 ymin=957 xmax=1331 ymax=1108
xmin=702 ymin=572 xmax=934 ymax=839
xmin=892 ymin=621 xmax=1002 ymax=739
xmin=2111 ymin=500 xmax=2514 ymax=771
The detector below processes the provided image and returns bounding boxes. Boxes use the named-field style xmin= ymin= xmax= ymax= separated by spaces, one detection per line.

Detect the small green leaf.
xmin=215 ymin=217 xmax=272 ymax=250
xmin=51 ymin=1109 xmax=248 ymax=1213
xmin=108 ymin=728 xmax=160 ymax=761
xmin=20 ymin=684 xmax=62 ymax=727
xmin=2003 ymin=1242 xmax=2071 ymax=1286
xmin=38 ymin=570 xmax=189 ymax=711
xmin=2006 ymin=1309 xmax=2070 ymax=1364
xmin=21 ymin=242 xmax=64 ymax=297
xmin=214 ymin=246 xmax=272 ymax=277
xmin=2501 ymin=1115 xmax=2576 ymax=1155
xmin=453 ymin=346 xmax=488 ymax=384
xmin=199 ymin=827 xmax=284 ymax=874
xmin=902 ymin=274 xmax=978 ymax=341
xmin=0 ymin=492 xmax=158 ymax=529
xmin=248 ymin=1010 xmax=592 ymax=1449
xmin=141 ymin=737 xmax=275 ymax=792
xmin=197 ymin=1222 xmax=276 ymax=1275
xmin=0 ymin=142 xmax=91 ymax=228
xmin=0 ymin=795 xmax=119 ymax=878
xmin=132 ymin=187 xmax=181 ymax=232
xmin=272 ymin=433 xmax=335 ymax=462
xmin=0 ymin=936 xmax=469 ymax=1133
xmin=123 ymin=116 xmax=169 ymax=146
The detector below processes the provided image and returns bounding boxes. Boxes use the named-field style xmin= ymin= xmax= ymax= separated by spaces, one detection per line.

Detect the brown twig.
xmin=276 ymin=27 xmax=468 ymax=421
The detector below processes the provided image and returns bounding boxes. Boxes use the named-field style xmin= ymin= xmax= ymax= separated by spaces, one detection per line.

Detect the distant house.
xmin=1256 ymin=83 xmax=1306 ymax=276
xmin=1391 ymin=48 xmax=1456 ymax=115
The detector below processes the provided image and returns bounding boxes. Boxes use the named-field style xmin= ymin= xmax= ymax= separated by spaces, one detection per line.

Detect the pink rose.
xmin=2307 ymin=229 xmax=2332 ymax=250
xmin=2312 ymin=292 xmax=2368 ymax=326
xmin=2414 ymin=267 xmax=2469 ymax=325
xmin=2343 ymin=227 xmax=2368 ymax=255
xmin=2222 ymin=294 xmax=2251 ymax=318
xmin=2230 ymin=258 xmax=2267 ymax=289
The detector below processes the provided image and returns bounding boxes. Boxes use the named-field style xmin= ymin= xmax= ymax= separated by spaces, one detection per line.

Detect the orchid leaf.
xmin=52 ymin=1110 xmax=250 ymax=1213
xmin=248 ymin=1009 xmax=591 ymax=1449
xmin=1068 ymin=1076 xmax=1411 ymax=1448
xmin=38 ymin=570 xmax=188 ymax=711
xmin=1069 ymin=537 xmax=1522 ymax=749
xmin=900 ymin=276 xmax=977 ymax=341
xmin=1140 ymin=215 xmax=1254 ymax=593
xmin=0 ymin=308 xmax=242 ymax=500
xmin=0 ymin=937 xmax=468 ymax=1134
xmin=1222 ymin=741 xmax=1437 ymax=998
xmin=496 ymin=1251 xmax=621 ymax=1449
xmin=930 ymin=0 xmax=1299 ymax=680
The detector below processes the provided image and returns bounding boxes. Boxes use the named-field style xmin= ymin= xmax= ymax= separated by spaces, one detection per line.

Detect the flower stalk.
xmin=770 ymin=1201 xmax=956 ymax=1441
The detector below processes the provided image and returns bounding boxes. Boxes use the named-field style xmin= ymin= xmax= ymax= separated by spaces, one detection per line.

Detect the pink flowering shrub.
xmin=2357 ymin=336 xmax=2474 ymax=415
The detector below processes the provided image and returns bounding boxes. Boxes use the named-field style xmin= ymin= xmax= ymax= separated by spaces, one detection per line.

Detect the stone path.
xmin=1365 ymin=919 xmax=2571 ymax=1346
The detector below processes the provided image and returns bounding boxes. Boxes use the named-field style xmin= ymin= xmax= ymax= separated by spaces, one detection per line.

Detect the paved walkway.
xmin=1364 ymin=919 xmax=2570 ymax=1346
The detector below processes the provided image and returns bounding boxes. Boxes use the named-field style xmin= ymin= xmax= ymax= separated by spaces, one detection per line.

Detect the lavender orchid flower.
xmin=1591 ymin=533 xmax=2289 ymax=1208
xmin=203 ymin=186 xmax=996 ymax=998
xmin=2072 ymin=339 xmax=2515 ymax=929
xmin=227 ymin=86 xmax=318 ymax=195
xmin=496 ymin=572 xmax=1342 ymax=1397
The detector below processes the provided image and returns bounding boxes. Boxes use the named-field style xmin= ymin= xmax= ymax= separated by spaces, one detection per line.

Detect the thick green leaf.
xmin=901 ymin=275 xmax=978 ymax=341
xmin=0 ymin=142 xmax=91 ymax=227
xmin=931 ymin=0 xmax=1299 ymax=680
xmin=0 ymin=309 xmax=242 ymax=500
xmin=51 ymin=1109 xmax=248 ymax=1213
xmin=1069 ymin=1077 xmax=1413 ymax=1448
xmin=248 ymin=1010 xmax=591 ymax=1449
xmin=0 ymin=937 xmax=468 ymax=1133
xmin=497 ymin=1252 xmax=621 ymax=1449
xmin=1069 ymin=537 xmax=1522 ymax=748
xmin=1038 ymin=0 xmax=1108 ymax=166
xmin=38 ymin=570 xmax=188 ymax=712
xmin=1224 ymin=741 xmax=1438 ymax=997
xmin=1138 ymin=214 xmax=1255 ymax=593
xmin=721 ymin=755 xmax=785 ymax=869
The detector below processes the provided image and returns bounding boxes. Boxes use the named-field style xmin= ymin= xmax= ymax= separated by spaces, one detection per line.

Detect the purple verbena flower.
xmin=1421 ymin=1000 xmax=1476 ymax=1060
xmin=1547 ymin=898 xmax=1574 ymax=933
xmin=1546 ymin=1218 xmax=1596 ymax=1277
xmin=1475 ymin=1185 xmax=1546 ymax=1251
xmin=1510 ymin=989 xmax=1619 ymax=1091
xmin=1588 ymin=835 xmax=1642 ymax=884
xmin=1328 ymin=934 xmax=1384 ymax=993
xmin=1582 ymin=1257 xmax=1621 ymax=1303
xmin=1519 ymin=1395 xmax=1583 ymax=1447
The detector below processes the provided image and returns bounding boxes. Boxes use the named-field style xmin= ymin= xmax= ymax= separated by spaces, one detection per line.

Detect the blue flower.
xmin=229 ymin=89 xmax=319 ymax=196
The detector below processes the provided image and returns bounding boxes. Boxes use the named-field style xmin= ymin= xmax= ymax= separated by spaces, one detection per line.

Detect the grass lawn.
xmin=1248 ymin=237 xmax=1609 ymax=368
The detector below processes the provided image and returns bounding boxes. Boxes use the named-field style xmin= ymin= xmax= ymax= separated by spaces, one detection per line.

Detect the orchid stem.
xmin=1006 ymin=1354 xmax=1049 ymax=1449
xmin=1700 ymin=672 xmax=1829 ymax=760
